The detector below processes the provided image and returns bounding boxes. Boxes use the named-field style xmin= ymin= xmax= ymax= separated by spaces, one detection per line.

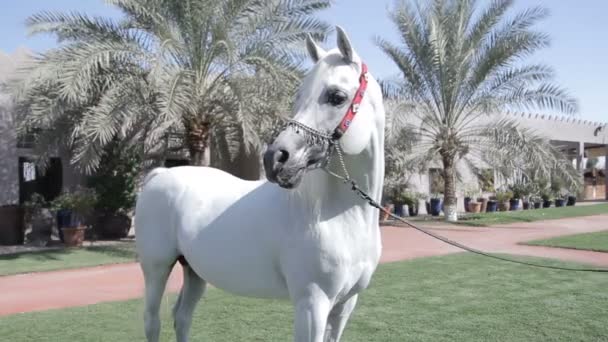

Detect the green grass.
xmin=1 ymin=253 xmax=606 ymax=341
xmin=455 ymin=203 xmax=608 ymax=226
xmin=525 ymin=230 xmax=608 ymax=252
xmin=0 ymin=243 xmax=137 ymax=276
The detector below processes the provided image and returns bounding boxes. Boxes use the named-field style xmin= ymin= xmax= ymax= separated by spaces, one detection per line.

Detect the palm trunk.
xmin=186 ymin=121 xmax=211 ymax=166
xmin=442 ymin=154 xmax=458 ymax=222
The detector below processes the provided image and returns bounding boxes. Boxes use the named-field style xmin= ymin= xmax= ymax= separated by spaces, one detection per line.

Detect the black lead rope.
xmin=280 ymin=112 xmax=608 ymax=273
xmin=345 ymin=179 xmax=608 ymax=273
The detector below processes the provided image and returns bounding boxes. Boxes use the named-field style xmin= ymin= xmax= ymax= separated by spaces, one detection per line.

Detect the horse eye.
xmin=327 ymin=90 xmax=347 ymax=106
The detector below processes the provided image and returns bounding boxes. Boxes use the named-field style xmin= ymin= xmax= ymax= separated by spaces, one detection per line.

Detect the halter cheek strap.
xmin=281 ymin=62 xmax=369 ymax=172
xmin=332 ymin=63 xmax=369 ymax=141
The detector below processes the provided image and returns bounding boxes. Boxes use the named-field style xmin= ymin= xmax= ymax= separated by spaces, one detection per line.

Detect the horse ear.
xmin=336 ymin=26 xmax=355 ymax=63
xmin=306 ymin=34 xmax=326 ymax=63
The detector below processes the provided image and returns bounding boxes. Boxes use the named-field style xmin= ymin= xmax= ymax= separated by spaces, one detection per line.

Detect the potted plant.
xmin=463 ymin=187 xmax=479 ymax=213
xmin=541 ymin=191 xmax=553 ymax=208
xmin=403 ymin=191 xmax=422 ymax=217
xmin=88 ymin=143 xmax=140 ymax=239
xmin=486 ymin=196 xmax=498 ymax=212
xmin=495 ymin=190 xmax=513 ymax=212
xmin=0 ymin=204 xmax=25 ymax=245
xmin=22 ymin=193 xmax=54 ymax=244
xmin=531 ymin=196 xmax=542 ymax=209
xmin=509 ymin=182 xmax=529 ymax=211
xmin=51 ymin=188 xmax=97 ymax=247
xmin=389 ymin=187 xmax=406 ymax=217
xmin=429 ymin=194 xmax=442 ymax=217
xmin=566 ymin=194 xmax=577 ymax=206
xmin=464 ymin=196 xmax=472 ymax=213
xmin=555 ymin=193 xmax=567 ymax=207
xmin=380 ymin=196 xmax=393 ymax=221
xmin=549 ymin=177 xmax=565 ymax=208
xmin=476 ymin=197 xmax=488 ymax=213
xmin=468 ymin=200 xmax=482 ymax=213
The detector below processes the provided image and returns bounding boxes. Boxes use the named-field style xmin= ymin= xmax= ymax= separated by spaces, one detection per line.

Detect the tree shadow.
xmin=0 ymin=243 xmax=137 ymax=262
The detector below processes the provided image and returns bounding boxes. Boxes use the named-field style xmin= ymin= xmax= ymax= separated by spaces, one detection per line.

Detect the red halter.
xmin=332 ymin=63 xmax=369 ymax=140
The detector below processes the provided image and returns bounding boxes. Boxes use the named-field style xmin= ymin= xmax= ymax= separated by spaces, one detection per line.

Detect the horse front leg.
xmin=324 ymin=294 xmax=358 ymax=342
xmin=293 ymin=290 xmax=331 ymax=342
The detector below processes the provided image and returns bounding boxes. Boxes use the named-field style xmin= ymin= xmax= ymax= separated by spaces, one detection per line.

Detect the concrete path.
xmin=1 ymin=214 xmax=606 ymax=317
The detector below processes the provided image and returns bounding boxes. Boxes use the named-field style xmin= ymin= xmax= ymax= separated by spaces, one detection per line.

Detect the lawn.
xmin=0 ymin=243 xmax=137 ymax=276
xmin=525 ymin=230 xmax=608 ymax=253
xmin=454 ymin=203 xmax=608 ymax=226
xmin=1 ymin=253 xmax=605 ymax=341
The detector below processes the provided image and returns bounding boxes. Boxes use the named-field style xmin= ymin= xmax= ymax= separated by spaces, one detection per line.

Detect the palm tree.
xmin=383 ymin=99 xmax=421 ymax=197
xmin=376 ymin=0 xmax=580 ymax=221
xmin=12 ymin=0 xmax=330 ymax=173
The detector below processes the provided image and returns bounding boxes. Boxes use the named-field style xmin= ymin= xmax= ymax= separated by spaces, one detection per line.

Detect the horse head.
xmin=264 ymin=26 xmax=381 ymax=189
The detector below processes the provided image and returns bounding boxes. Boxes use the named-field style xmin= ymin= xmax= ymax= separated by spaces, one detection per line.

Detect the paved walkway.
xmin=1 ymin=215 xmax=606 ymax=317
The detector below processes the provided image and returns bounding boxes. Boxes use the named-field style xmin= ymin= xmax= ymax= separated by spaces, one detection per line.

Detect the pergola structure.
xmin=515 ymin=114 xmax=607 ymax=200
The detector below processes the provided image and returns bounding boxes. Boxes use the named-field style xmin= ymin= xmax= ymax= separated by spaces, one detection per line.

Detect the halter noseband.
xmin=283 ymin=63 xmax=369 ymax=171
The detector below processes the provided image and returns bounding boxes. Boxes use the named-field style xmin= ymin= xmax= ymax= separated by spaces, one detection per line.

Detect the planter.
xmin=464 ymin=197 xmax=472 ymax=212
xmin=533 ymin=202 xmax=542 ymax=209
xmin=468 ymin=202 xmax=482 ymax=213
xmin=522 ymin=202 xmax=530 ymax=210
xmin=0 ymin=205 xmax=25 ymax=245
xmin=486 ymin=200 xmax=498 ymax=212
xmin=57 ymin=209 xmax=85 ymax=242
xmin=509 ymin=199 xmax=520 ymax=211
xmin=477 ymin=198 xmax=488 ymax=213
xmin=62 ymin=226 xmax=86 ymax=247
xmin=380 ymin=205 xmax=392 ymax=221
xmin=566 ymin=196 xmax=577 ymax=206
xmin=425 ymin=202 xmax=431 ymax=215
xmin=543 ymin=200 xmax=553 ymax=208
xmin=408 ymin=205 xmax=419 ymax=217
xmin=498 ymin=201 xmax=510 ymax=212
xmin=430 ymin=198 xmax=442 ymax=216
xmin=555 ymin=198 xmax=566 ymax=207
xmin=94 ymin=212 xmax=132 ymax=239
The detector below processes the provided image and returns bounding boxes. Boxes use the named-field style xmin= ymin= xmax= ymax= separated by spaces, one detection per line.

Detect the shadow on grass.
xmin=0 ymin=244 xmax=137 ymax=262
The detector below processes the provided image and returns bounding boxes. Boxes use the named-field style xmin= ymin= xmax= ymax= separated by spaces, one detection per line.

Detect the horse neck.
xmin=297 ymin=123 xmax=385 ymax=229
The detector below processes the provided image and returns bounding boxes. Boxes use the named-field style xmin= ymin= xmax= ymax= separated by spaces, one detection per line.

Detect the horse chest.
xmin=279 ymin=219 xmax=381 ymax=298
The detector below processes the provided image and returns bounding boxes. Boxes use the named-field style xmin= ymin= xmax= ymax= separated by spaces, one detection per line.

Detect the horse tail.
xmin=143 ymin=167 xmax=168 ymax=186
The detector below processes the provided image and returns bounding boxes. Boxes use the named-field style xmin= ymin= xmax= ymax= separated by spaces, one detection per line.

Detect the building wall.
xmin=0 ymin=48 xmax=86 ymax=205
xmin=0 ymin=49 xmax=28 ymax=205
xmin=0 ymin=105 xmax=19 ymax=204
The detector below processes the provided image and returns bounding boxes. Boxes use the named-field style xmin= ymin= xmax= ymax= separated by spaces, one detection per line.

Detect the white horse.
xmin=135 ymin=26 xmax=385 ymax=342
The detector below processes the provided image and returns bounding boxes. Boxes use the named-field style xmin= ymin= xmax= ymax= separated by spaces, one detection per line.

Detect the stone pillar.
xmin=605 ymin=145 xmax=608 ymax=200
xmin=576 ymin=141 xmax=585 ymax=174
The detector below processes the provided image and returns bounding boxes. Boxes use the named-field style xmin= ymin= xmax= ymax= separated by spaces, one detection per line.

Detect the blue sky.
xmin=1 ymin=0 xmax=606 ymax=122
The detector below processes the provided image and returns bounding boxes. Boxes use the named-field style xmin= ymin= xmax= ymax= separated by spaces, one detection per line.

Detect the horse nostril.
xmin=277 ymin=149 xmax=289 ymax=164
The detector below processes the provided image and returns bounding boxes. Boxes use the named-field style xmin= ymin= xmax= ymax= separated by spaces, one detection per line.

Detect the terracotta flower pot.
xmin=498 ymin=201 xmax=510 ymax=212
xmin=477 ymin=198 xmax=488 ymax=213
xmin=380 ymin=205 xmax=392 ymax=221
xmin=464 ymin=197 xmax=472 ymax=212
xmin=62 ymin=226 xmax=86 ymax=247
xmin=468 ymin=202 xmax=482 ymax=213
